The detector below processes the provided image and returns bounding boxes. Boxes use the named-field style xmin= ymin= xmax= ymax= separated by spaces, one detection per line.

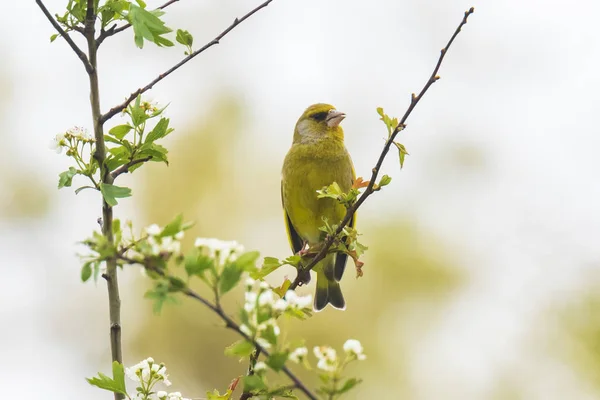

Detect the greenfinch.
xmin=281 ymin=103 xmax=356 ymax=311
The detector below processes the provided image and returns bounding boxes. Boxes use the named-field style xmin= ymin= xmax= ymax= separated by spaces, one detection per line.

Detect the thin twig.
xmin=100 ymin=0 xmax=274 ymax=124
xmin=96 ymin=0 xmax=180 ymax=47
xmin=34 ymin=0 xmax=93 ymax=74
xmin=117 ymin=254 xmax=317 ymax=400
xmin=111 ymin=156 xmax=153 ymax=179
xmin=184 ymin=289 xmax=317 ymax=400
xmin=289 ymin=6 xmax=475 ymax=291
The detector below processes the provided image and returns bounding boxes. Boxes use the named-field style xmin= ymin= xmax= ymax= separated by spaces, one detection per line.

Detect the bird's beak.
xmin=326 ymin=110 xmax=346 ymax=128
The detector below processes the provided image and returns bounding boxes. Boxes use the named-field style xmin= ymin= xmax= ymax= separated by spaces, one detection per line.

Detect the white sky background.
xmin=1 ymin=0 xmax=600 ymax=398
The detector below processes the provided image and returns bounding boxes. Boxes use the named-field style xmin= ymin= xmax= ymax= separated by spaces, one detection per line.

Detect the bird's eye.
xmin=311 ymin=112 xmax=328 ymax=121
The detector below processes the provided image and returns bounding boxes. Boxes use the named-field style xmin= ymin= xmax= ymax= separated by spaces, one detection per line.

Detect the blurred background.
xmin=2 ymin=0 xmax=600 ymax=398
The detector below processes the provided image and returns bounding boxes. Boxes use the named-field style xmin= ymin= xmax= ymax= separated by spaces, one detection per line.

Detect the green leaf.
xmin=50 ymin=33 xmax=59 ymax=42
xmin=243 ymin=375 xmax=267 ymax=392
xmin=128 ymin=3 xmax=174 ymax=48
xmin=81 ymin=262 xmax=93 ymax=282
xmin=145 ymin=117 xmax=171 ymax=143
xmin=266 ymin=351 xmax=289 ymax=372
xmin=283 ymin=255 xmax=302 ymax=268
xmin=338 ymin=378 xmax=363 ymax=395
xmin=129 ymin=95 xmax=147 ymax=126
xmin=393 ymin=142 xmax=409 ymax=169
xmin=251 ymin=257 xmax=282 ymax=279
xmin=58 ymin=167 xmax=78 ymax=188
xmin=176 ymin=29 xmax=194 ymax=47
xmin=168 ymin=276 xmax=187 ymax=292
xmin=111 ymin=361 xmax=126 ymax=394
xmin=99 ymin=183 xmax=132 ymax=206
xmin=104 ymin=135 xmax=122 ymax=145
xmin=86 ymin=363 xmax=128 ymax=395
xmin=206 ymin=389 xmax=233 ymax=400
xmin=105 ymin=155 xmax=128 ymax=172
xmin=138 ymin=142 xmax=169 ymax=164
xmin=108 ymin=124 xmax=132 ymax=140
xmin=224 ymin=340 xmax=255 ymax=358
xmin=233 ymin=251 xmax=260 ymax=271
xmin=219 ymin=263 xmax=243 ymax=295
xmin=261 ymin=324 xmax=279 ymax=347
xmin=185 ymin=251 xmax=214 ymax=277
xmin=161 ymin=214 xmax=183 ymax=237
xmin=144 ymin=282 xmax=179 ymax=314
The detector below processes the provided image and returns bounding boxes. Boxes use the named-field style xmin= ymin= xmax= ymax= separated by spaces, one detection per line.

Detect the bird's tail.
xmin=314 ymin=255 xmax=346 ymax=311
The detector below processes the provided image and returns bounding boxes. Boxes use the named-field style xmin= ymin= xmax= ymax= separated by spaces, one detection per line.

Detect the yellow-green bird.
xmin=281 ymin=103 xmax=356 ymax=311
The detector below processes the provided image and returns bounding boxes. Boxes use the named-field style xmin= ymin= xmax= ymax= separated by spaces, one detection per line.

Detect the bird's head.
xmin=293 ymin=103 xmax=346 ymax=144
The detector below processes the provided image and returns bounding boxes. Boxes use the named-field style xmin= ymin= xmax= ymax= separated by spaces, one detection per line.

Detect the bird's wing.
xmin=281 ymin=181 xmax=304 ymax=254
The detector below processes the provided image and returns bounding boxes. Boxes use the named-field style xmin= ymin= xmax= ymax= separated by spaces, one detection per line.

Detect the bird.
xmin=281 ymin=103 xmax=356 ymax=311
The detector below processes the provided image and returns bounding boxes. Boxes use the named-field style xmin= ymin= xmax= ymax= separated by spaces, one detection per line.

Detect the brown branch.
xmin=185 ymin=289 xmax=317 ymax=400
xmin=96 ymin=0 xmax=181 ymax=47
xmin=100 ymin=0 xmax=274 ymax=124
xmin=111 ymin=156 xmax=153 ymax=179
xmin=34 ymin=0 xmax=93 ymax=74
xmin=117 ymin=254 xmax=317 ymax=400
xmin=288 ymin=6 xmax=475 ymax=290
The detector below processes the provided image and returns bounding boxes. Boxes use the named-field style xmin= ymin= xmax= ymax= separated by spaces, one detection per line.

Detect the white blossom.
xmin=314 ymin=346 xmax=337 ymax=372
xmin=254 ymin=361 xmax=267 ymax=373
xmin=49 ymin=133 xmax=67 ymax=153
xmin=289 ymin=347 xmax=308 ymax=363
xmin=259 ymin=281 xmax=270 ymax=290
xmin=285 ymin=291 xmax=312 ymax=309
xmin=145 ymin=224 xmax=161 ymax=236
xmin=161 ymin=236 xmax=181 ymax=254
xmin=245 ymin=277 xmax=256 ymax=287
xmin=258 ymin=290 xmax=275 ymax=306
xmin=166 ymin=392 xmax=189 ymax=400
xmin=257 ymin=319 xmax=280 ymax=337
xmin=66 ymin=126 xmax=93 ymax=142
xmin=174 ymin=231 xmax=184 ymax=240
xmin=194 ymin=238 xmax=244 ymax=265
xmin=273 ymin=298 xmax=288 ymax=311
xmin=157 ymin=391 xmax=168 ymax=400
xmin=343 ymin=339 xmax=366 ymax=360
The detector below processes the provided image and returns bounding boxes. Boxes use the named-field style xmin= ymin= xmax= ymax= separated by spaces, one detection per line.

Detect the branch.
xmin=289 ymin=6 xmax=476 ymax=291
xmin=100 ymin=0 xmax=274 ymax=124
xmin=111 ymin=156 xmax=153 ymax=179
xmin=81 ymin=1 xmax=125 ymax=399
xmin=96 ymin=0 xmax=181 ymax=47
xmin=184 ymin=289 xmax=317 ymax=400
xmin=118 ymin=254 xmax=317 ymax=400
xmin=34 ymin=0 xmax=93 ymax=74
